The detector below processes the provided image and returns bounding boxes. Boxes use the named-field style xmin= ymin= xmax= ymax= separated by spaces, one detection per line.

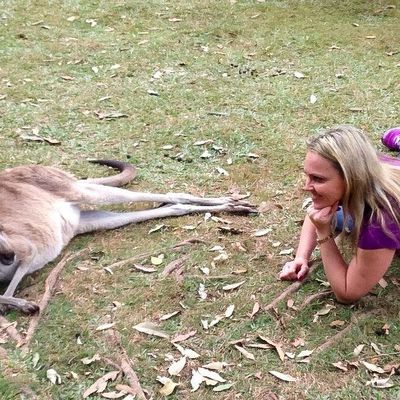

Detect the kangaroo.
xmin=0 ymin=160 xmax=256 ymax=313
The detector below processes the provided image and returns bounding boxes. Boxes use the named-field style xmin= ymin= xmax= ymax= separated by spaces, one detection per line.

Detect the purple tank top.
xmin=358 ymin=154 xmax=400 ymax=250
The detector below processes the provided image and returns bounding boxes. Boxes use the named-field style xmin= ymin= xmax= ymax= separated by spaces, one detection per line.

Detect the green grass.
xmin=1 ymin=0 xmax=400 ymax=399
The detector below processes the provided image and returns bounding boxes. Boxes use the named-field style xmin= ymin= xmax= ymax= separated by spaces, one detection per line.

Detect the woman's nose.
xmin=303 ymin=177 xmax=312 ymax=191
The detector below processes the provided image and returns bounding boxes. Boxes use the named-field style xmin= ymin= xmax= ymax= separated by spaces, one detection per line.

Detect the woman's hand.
xmin=279 ymin=257 xmax=309 ymax=281
xmin=307 ymin=201 xmax=338 ymax=234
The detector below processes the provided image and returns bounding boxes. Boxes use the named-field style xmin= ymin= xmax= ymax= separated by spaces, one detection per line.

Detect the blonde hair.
xmin=307 ymin=125 xmax=400 ymax=250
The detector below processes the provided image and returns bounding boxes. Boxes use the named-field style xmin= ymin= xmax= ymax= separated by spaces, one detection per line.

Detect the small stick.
xmin=314 ymin=311 xmax=372 ymax=355
xmin=0 ymin=316 xmax=24 ymax=344
xmin=298 ymin=290 xmax=332 ymax=311
xmin=161 ymin=255 xmax=188 ymax=277
xmin=107 ymin=237 xmax=204 ymax=270
xmin=265 ymin=260 xmax=321 ymax=312
xmin=103 ymin=330 xmax=147 ymax=400
xmin=20 ymin=250 xmax=86 ymax=350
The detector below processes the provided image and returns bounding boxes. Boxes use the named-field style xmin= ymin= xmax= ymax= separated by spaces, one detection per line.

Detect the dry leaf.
xmin=96 ymin=323 xmax=115 ymax=331
xmin=173 ymin=343 xmax=201 ymax=359
xmin=83 ymin=371 xmax=119 ymax=398
xmin=222 ymin=281 xmax=245 ymax=291
xmin=250 ymin=301 xmax=260 ymax=318
xmin=297 ymin=349 xmax=314 ymax=359
xmin=133 ymin=321 xmax=169 ymax=339
xmin=353 ymin=344 xmax=365 ymax=356
xmin=171 ymin=330 xmax=197 ymax=343
xmin=269 ymin=370 xmax=296 ymax=382
xmin=332 ymin=361 xmax=348 ymax=372
xmin=366 ymin=376 xmax=394 ymax=389
xmin=198 ymin=367 xmax=226 ymax=382
xmin=225 ymin=304 xmax=235 ymax=318
xmin=151 ymin=254 xmax=164 ymax=265
xmin=234 ymin=345 xmax=255 ymax=360
xmin=253 ymin=228 xmax=272 ymax=237
xmin=168 ymin=356 xmax=187 ymax=376
xmin=213 ymin=382 xmax=234 ymax=392
xmin=293 ymin=71 xmax=305 ymax=79
xmin=378 ymin=278 xmax=388 ymax=288
xmin=258 ymin=336 xmax=285 ymax=362
xmin=157 ymin=376 xmax=179 ymax=396
xmin=202 ymin=362 xmax=227 ymax=371
xmin=132 ymin=264 xmax=157 ymax=273
xmin=95 ymin=111 xmax=128 ymax=120
xmin=330 ymin=320 xmax=345 ymax=328
xmin=160 ymin=311 xmax=180 ymax=321
xmin=81 ymin=354 xmax=101 ymax=365
xmin=310 ymin=94 xmax=317 ymax=104
xmin=148 ymin=224 xmax=165 ymax=234
xmin=198 ymin=283 xmax=207 ymax=300
xmin=190 ymin=369 xmax=204 ymax=392
xmin=279 ymin=248 xmax=294 ymax=256
xmin=361 ymin=361 xmax=385 ymax=374
xmin=47 ymin=369 xmax=61 ymax=385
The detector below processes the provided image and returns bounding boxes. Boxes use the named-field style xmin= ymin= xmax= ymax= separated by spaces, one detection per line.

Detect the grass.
xmin=1 ymin=0 xmax=400 ymax=399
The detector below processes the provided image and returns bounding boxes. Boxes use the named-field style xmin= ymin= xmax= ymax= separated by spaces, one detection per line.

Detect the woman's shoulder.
xmin=359 ymin=207 xmax=400 ymax=250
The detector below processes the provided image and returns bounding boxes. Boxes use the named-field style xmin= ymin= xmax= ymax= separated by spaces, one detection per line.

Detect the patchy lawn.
xmin=1 ymin=0 xmax=400 ymax=399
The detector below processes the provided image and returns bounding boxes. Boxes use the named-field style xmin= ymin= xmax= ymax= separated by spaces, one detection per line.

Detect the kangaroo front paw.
xmin=0 ymin=297 xmax=39 ymax=315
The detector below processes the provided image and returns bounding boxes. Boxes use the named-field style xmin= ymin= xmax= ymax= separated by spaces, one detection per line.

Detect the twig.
xmin=161 ymin=255 xmax=188 ymax=280
xmin=20 ymin=249 xmax=86 ymax=350
xmin=0 ymin=316 xmax=24 ymax=344
xmin=314 ymin=311 xmax=373 ymax=355
xmin=264 ymin=260 xmax=321 ymax=312
xmin=107 ymin=237 xmax=204 ymax=270
xmin=298 ymin=290 xmax=332 ymax=311
xmin=0 ymin=345 xmax=8 ymax=359
xmin=103 ymin=330 xmax=147 ymax=400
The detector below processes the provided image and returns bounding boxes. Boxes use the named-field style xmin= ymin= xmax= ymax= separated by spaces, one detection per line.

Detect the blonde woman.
xmin=279 ymin=125 xmax=400 ymax=303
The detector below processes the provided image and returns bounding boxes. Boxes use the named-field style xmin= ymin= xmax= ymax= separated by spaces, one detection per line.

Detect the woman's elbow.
xmin=334 ymin=292 xmax=362 ymax=305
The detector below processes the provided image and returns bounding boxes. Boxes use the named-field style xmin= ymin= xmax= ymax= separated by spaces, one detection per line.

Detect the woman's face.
xmin=303 ymin=151 xmax=346 ymax=209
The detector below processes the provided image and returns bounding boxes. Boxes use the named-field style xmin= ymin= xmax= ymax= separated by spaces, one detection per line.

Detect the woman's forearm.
xmin=295 ymin=215 xmax=318 ymax=261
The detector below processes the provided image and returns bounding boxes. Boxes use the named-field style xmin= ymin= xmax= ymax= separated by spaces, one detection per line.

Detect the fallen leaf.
xmin=293 ymin=71 xmax=305 ymax=79
xmin=213 ymin=382 xmax=234 ymax=392
xmin=151 ymin=254 xmax=164 ymax=265
xmin=366 ymin=376 xmax=394 ymax=389
xmin=47 ymin=369 xmax=61 ymax=385
xmin=269 ymin=370 xmax=296 ymax=382
xmin=133 ymin=322 xmax=169 ymax=339
xmin=253 ymin=228 xmax=272 ymax=237
xmin=361 ymin=361 xmax=385 ymax=374
xmin=96 ymin=323 xmax=115 ymax=331
xmin=224 ymin=304 xmax=235 ymax=318
xmin=310 ymin=94 xmax=317 ymax=104
xmin=198 ymin=283 xmax=207 ymax=300
xmin=353 ymin=344 xmax=365 ymax=356
xmin=198 ymin=367 xmax=226 ymax=382
xmin=190 ymin=369 xmax=204 ymax=392
xmin=157 ymin=376 xmax=179 ymax=396
xmin=332 ymin=361 xmax=348 ymax=372
xmin=148 ymin=224 xmax=165 ymax=234
xmin=173 ymin=343 xmax=201 ymax=359
xmin=171 ymin=330 xmax=197 ymax=343
xmin=234 ymin=345 xmax=255 ymax=360
xmin=160 ymin=311 xmax=180 ymax=321
xmin=94 ymin=111 xmax=128 ymax=120
xmin=330 ymin=320 xmax=345 ymax=328
xmin=83 ymin=371 xmax=119 ymax=398
xmin=202 ymin=362 xmax=227 ymax=371
xmin=258 ymin=336 xmax=285 ymax=362
xmin=132 ymin=264 xmax=157 ymax=273
xmin=371 ymin=342 xmax=382 ymax=355
xmin=250 ymin=301 xmax=260 ymax=318
xmin=297 ymin=349 xmax=314 ymax=359
xmin=378 ymin=278 xmax=388 ymax=288
xmin=81 ymin=354 xmax=101 ymax=365
xmin=168 ymin=356 xmax=187 ymax=376
xmin=279 ymin=248 xmax=294 ymax=256
xmin=222 ymin=281 xmax=245 ymax=291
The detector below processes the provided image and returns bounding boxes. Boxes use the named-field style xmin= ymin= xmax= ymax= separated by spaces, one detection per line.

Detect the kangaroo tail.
xmin=85 ymin=159 xmax=137 ymax=187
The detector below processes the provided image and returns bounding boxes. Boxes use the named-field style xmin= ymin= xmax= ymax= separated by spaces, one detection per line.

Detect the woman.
xmin=279 ymin=125 xmax=400 ymax=303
